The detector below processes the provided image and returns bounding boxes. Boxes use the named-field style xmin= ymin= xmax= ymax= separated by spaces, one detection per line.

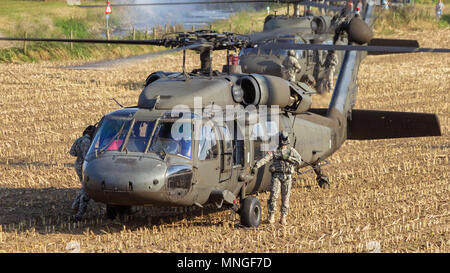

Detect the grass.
xmin=0 ymin=0 xmax=157 ymax=63
xmin=439 ymin=14 xmax=450 ymax=27
xmin=374 ymin=3 xmax=450 ymax=34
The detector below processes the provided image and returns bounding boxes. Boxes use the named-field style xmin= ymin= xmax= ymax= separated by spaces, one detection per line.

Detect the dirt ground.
xmin=0 ymin=28 xmax=448 ymax=253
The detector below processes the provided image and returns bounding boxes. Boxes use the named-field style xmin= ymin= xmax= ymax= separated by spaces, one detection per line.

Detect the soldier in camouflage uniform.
xmin=324 ymin=50 xmax=339 ymax=92
xmin=281 ymin=50 xmax=301 ymax=82
xmin=251 ymin=131 xmax=302 ymax=225
xmin=70 ymin=125 xmax=96 ymax=221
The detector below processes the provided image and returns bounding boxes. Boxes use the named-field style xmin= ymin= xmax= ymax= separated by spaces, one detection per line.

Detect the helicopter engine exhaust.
xmin=238 ymin=74 xmax=311 ymax=113
xmin=311 ymin=16 xmax=332 ymax=35
xmin=346 ymin=17 xmax=373 ymax=45
xmin=239 ymin=74 xmax=289 ymax=106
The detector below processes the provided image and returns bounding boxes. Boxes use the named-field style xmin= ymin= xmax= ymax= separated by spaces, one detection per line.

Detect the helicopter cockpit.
xmin=87 ymin=108 xmax=193 ymax=159
xmin=83 ymin=108 xmax=228 ymax=206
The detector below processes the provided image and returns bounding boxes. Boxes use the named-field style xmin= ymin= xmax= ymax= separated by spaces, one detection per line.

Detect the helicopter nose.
xmin=83 ymin=155 xmax=168 ymax=206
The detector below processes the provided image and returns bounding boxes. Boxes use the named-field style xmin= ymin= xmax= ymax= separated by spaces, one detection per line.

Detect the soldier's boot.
xmin=327 ymin=82 xmax=333 ymax=93
xmin=74 ymin=195 xmax=89 ymax=221
xmin=280 ymin=215 xmax=287 ymax=225
xmin=267 ymin=213 xmax=275 ymax=224
xmin=71 ymin=193 xmax=81 ymax=212
xmin=71 ymin=200 xmax=79 ymax=212
xmin=317 ymin=175 xmax=330 ymax=189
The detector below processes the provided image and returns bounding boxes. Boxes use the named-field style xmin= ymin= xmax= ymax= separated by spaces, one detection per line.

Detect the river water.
xmin=113 ymin=0 xmax=262 ymax=34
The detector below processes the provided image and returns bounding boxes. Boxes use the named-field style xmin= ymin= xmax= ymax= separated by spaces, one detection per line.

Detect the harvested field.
xmin=0 ymin=28 xmax=449 ymax=253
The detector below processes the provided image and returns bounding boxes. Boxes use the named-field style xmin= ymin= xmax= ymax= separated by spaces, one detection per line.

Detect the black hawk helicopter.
xmin=1 ymin=3 xmax=447 ymax=227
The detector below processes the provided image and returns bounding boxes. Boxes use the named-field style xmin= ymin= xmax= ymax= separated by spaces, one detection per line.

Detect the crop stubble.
xmin=0 ymin=29 xmax=448 ymax=253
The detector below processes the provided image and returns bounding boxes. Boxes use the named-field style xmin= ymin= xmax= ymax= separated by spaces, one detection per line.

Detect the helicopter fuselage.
xmin=83 ymin=73 xmax=341 ymax=208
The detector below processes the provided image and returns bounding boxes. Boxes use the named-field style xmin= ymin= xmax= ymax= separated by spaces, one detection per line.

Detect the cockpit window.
xmin=198 ymin=124 xmax=218 ymax=160
xmin=149 ymin=121 xmax=192 ymax=159
xmin=239 ymin=48 xmax=258 ymax=56
xmin=88 ymin=118 xmax=133 ymax=155
xmin=126 ymin=120 xmax=156 ymax=152
xmin=251 ymin=121 xmax=279 ymax=159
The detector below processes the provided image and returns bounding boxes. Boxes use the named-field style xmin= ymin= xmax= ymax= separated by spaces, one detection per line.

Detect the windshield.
xmin=126 ymin=120 xmax=156 ymax=152
xmin=149 ymin=121 xmax=192 ymax=159
xmin=87 ymin=114 xmax=193 ymax=158
xmin=88 ymin=118 xmax=133 ymax=155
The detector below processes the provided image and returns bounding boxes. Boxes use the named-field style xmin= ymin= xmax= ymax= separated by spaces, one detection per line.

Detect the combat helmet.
xmin=83 ymin=125 xmax=96 ymax=138
xmin=287 ymin=49 xmax=296 ymax=57
xmin=279 ymin=131 xmax=290 ymax=145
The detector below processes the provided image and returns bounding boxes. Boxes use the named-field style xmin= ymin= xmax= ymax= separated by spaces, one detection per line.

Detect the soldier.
xmin=317 ymin=0 xmax=325 ymax=16
xmin=281 ymin=50 xmax=301 ymax=82
xmin=436 ymin=0 xmax=444 ymax=21
xmin=356 ymin=0 xmax=363 ymax=15
xmin=312 ymin=47 xmax=322 ymax=88
xmin=70 ymin=125 xmax=96 ymax=221
xmin=251 ymin=131 xmax=302 ymax=225
xmin=324 ymin=50 xmax=339 ymax=92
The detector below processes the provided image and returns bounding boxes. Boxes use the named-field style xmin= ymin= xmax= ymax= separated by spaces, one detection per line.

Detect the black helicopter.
xmin=0 ymin=3 xmax=447 ymax=227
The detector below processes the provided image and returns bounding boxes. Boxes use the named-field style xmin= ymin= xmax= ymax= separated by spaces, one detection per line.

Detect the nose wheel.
xmin=239 ymin=196 xmax=261 ymax=227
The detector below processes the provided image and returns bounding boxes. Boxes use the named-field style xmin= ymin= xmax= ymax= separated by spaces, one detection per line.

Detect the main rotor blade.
xmin=369 ymin=38 xmax=419 ymax=48
xmin=367 ymin=38 xmax=420 ymax=55
xmin=258 ymin=43 xmax=450 ymax=53
xmin=78 ymin=0 xmax=344 ymax=10
xmin=66 ymin=44 xmax=200 ymax=70
xmin=0 ymin=37 xmax=165 ymax=46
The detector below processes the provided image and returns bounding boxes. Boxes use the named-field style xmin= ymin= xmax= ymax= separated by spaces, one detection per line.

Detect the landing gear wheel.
xmin=317 ymin=176 xmax=330 ymax=189
xmin=313 ymin=162 xmax=330 ymax=189
xmin=240 ymin=196 xmax=261 ymax=227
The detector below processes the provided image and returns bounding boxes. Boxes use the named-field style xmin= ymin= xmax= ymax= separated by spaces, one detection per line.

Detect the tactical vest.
xmin=269 ymin=148 xmax=294 ymax=174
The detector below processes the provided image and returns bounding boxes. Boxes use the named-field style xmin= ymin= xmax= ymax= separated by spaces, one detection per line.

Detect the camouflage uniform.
xmin=324 ymin=51 xmax=339 ymax=92
xmin=70 ymin=134 xmax=92 ymax=219
xmin=282 ymin=50 xmax=301 ymax=82
xmin=254 ymin=145 xmax=302 ymax=224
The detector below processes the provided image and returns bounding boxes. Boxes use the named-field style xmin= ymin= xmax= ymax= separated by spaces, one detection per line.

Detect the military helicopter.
xmin=1 ymin=3 xmax=448 ymax=227
xmin=238 ymin=0 xmax=349 ymax=90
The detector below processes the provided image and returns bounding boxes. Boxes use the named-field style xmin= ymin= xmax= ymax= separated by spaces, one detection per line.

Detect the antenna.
xmin=182 ymin=47 xmax=190 ymax=81
xmin=209 ymin=52 xmax=213 ymax=79
xmin=112 ymin=98 xmax=124 ymax=108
